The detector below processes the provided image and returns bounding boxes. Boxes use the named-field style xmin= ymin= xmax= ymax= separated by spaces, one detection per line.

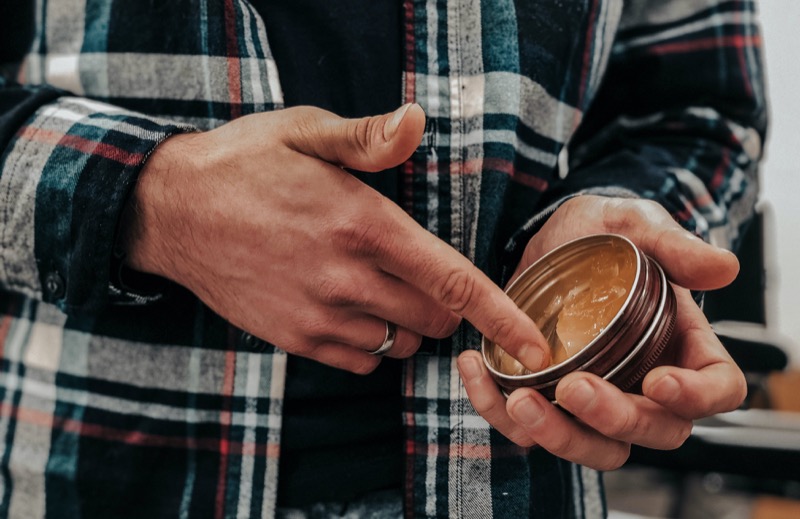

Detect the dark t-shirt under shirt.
xmin=255 ymin=0 xmax=404 ymax=507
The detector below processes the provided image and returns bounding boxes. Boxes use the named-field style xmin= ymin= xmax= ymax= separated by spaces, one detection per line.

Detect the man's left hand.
xmin=456 ymin=195 xmax=748 ymax=470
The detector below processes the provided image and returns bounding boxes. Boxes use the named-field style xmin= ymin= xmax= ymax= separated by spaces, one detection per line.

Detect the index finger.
xmin=377 ymin=212 xmax=550 ymax=371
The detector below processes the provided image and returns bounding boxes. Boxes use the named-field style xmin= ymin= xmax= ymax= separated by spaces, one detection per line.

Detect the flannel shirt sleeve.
xmin=506 ymin=0 xmax=767 ymax=263
xmin=0 ymin=76 xmax=195 ymax=315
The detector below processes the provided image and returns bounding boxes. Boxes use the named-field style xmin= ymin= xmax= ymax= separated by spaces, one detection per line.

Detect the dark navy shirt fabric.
xmin=256 ymin=0 xmax=404 ymax=507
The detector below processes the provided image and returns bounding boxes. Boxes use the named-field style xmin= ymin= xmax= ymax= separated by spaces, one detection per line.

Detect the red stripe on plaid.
xmin=402 ymin=3 xmax=416 ymax=104
xmin=223 ymin=0 xmax=243 ymax=120
xmin=401 ymin=0 xmax=417 ymax=216
xmin=17 ymin=127 xmax=143 ymax=166
xmin=0 ymin=306 xmax=15 ymax=360
xmin=693 ymin=192 xmax=714 ymax=208
xmin=421 ymin=158 xmax=550 ymax=191
xmin=401 ymin=153 xmax=415 ymax=216
xmin=483 ymin=158 xmax=550 ymax=191
xmin=646 ymin=34 xmax=762 ymax=56
xmin=576 ymin=0 xmax=600 ymax=118
xmin=733 ymin=4 xmax=755 ymax=98
xmin=0 ymin=401 xmax=279 ymax=456
xmin=215 ymin=332 xmax=238 ymax=519
xmin=403 ymin=360 xmax=417 ymax=517
xmin=674 ymin=202 xmax=694 ymax=224
xmin=710 ymin=148 xmax=730 ymax=191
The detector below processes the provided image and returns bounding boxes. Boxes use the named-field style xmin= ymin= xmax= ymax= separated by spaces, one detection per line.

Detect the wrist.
xmin=120 ymin=132 xmax=202 ymax=283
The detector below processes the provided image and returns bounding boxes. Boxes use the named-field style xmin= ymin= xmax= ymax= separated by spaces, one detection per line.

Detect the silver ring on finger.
xmin=369 ymin=321 xmax=397 ymax=356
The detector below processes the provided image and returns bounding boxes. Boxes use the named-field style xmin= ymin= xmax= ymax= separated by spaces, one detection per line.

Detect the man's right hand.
xmin=121 ymin=104 xmax=550 ymax=374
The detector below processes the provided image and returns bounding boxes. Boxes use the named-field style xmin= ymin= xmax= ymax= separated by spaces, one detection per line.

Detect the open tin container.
xmin=482 ymin=234 xmax=677 ymax=401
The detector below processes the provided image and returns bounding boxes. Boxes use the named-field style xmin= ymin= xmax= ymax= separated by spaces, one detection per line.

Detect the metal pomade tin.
xmin=481 ymin=234 xmax=677 ymax=401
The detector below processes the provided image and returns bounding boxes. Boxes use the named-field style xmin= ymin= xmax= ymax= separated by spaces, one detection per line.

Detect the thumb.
xmin=646 ymin=228 xmax=740 ymax=291
xmin=285 ymin=103 xmax=426 ymax=172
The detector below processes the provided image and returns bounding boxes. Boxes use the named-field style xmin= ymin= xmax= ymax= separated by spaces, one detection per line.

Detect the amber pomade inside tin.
xmin=482 ymin=234 xmax=677 ymax=401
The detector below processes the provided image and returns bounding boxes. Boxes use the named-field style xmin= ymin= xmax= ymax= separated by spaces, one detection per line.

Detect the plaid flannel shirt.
xmin=0 ymin=0 xmax=766 ymax=517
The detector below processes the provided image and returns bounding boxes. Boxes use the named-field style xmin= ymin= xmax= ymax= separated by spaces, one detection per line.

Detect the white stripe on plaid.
xmin=618 ymin=0 xmax=723 ymax=30
xmin=0 ymin=122 xmax=47 ymax=300
xmin=588 ymin=0 xmax=623 ymax=101
xmin=43 ymin=55 xmax=84 ymax=96
xmin=618 ymin=11 xmax=748 ymax=50
xmin=74 ymin=54 xmax=280 ymax=105
xmin=179 ymin=341 xmax=204 ymax=519
xmin=0 ymin=299 xmax=33 ymax=517
xmin=262 ymin=350 xmax=286 ymax=519
xmin=0 ymin=372 xmax=282 ymax=429
xmin=235 ymin=353 xmax=262 ymax=519
xmin=581 ymin=466 xmax=604 ymax=518
xmin=450 ymin=350 xmax=493 ymax=519
xmin=7 ymin=304 xmax=65 ymax=519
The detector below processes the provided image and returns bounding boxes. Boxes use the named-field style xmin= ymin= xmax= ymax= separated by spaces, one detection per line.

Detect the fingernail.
xmin=520 ymin=344 xmax=547 ymax=372
xmin=458 ymin=355 xmax=483 ymax=383
xmin=564 ymin=379 xmax=596 ymax=412
xmin=512 ymin=394 xmax=545 ymax=428
xmin=652 ymin=375 xmax=680 ymax=404
xmin=384 ymin=103 xmax=414 ymax=140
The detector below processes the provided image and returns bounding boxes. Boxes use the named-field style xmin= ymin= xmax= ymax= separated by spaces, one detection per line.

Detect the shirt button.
xmin=240 ymin=332 xmax=267 ymax=353
xmin=45 ymin=271 xmax=65 ymax=299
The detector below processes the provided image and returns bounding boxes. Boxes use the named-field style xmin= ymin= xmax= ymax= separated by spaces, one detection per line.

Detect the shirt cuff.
xmin=0 ymin=96 xmax=195 ymax=315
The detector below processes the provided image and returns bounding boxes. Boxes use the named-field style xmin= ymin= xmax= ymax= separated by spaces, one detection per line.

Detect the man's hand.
xmin=457 ymin=195 xmax=748 ymax=469
xmin=122 ymin=105 xmax=550 ymax=374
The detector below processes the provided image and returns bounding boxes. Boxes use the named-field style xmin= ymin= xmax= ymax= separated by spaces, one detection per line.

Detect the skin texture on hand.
xmin=457 ymin=195 xmax=748 ymax=470
xmin=121 ymin=104 xmax=551 ymax=374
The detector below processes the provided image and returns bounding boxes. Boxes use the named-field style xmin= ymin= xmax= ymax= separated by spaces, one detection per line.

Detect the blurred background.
xmin=607 ymin=2 xmax=800 ymax=518
xmin=760 ymin=1 xmax=800 ymax=365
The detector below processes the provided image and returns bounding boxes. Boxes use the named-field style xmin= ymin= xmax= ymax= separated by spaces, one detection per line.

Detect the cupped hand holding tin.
xmin=482 ymin=234 xmax=677 ymax=401
xmin=459 ymin=196 xmax=747 ymax=471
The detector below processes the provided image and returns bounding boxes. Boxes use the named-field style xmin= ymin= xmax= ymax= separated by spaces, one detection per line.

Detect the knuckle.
xmin=549 ymin=429 xmax=579 ymax=457
xmin=600 ymin=200 xmax=642 ymax=235
xmin=282 ymin=337 xmax=314 ymax=356
xmin=426 ymin=311 xmax=462 ymax=339
xmin=597 ymin=445 xmax=631 ymax=471
xmin=350 ymin=357 xmax=381 ymax=375
xmin=508 ymin=433 xmax=537 ymax=448
xmin=350 ymin=116 xmax=382 ymax=156
xmin=286 ymin=106 xmax=326 ymax=140
xmin=666 ymin=421 xmax=693 ymax=449
xmin=436 ymin=269 xmax=477 ymax=314
xmin=694 ymin=393 xmax=719 ymax=418
xmin=394 ymin=334 xmax=422 ymax=358
xmin=472 ymin=396 xmax=505 ymax=418
xmin=638 ymin=198 xmax=668 ymax=217
xmin=302 ymin=309 xmax=342 ymax=339
xmin=601 ymin=198 xmax=655 ymax=234
xmin=484 ymin=315 xmax=517 ymax=346
xmin=729 ymin=371 xmax=748 ymax=410
xmin=313 ymin=274 xmax=361 ymax=307
xmin=599 ymin=197 xmax=625 ymax=234
xmin=335 ymin=217 xmax=391 ymax=258
xmin=609 ymin=408 xmax=640 ymax=439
